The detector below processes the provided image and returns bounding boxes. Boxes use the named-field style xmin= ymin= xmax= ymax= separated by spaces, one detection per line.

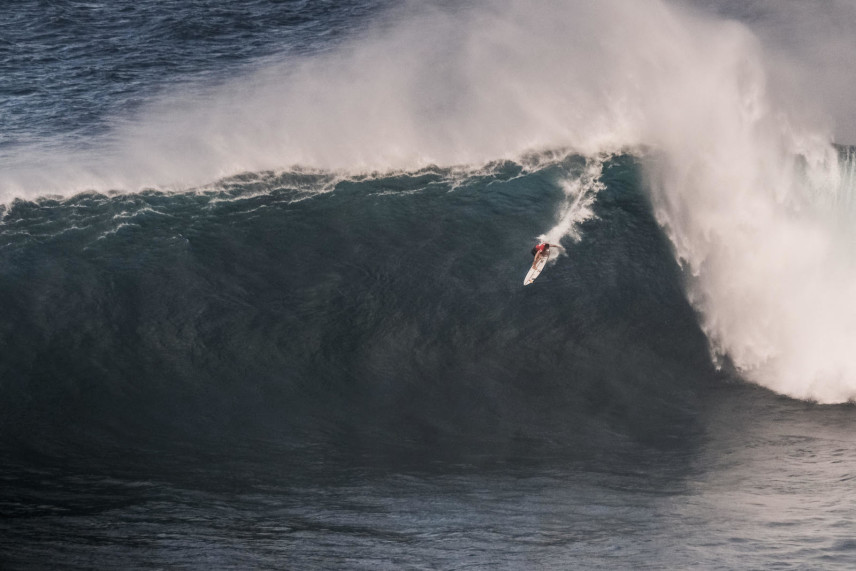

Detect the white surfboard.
xmin=524 ymin=249 xmax=552 ymax=285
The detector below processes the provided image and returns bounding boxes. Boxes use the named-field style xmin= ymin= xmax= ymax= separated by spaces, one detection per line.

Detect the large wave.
xmin=3 ymin=0 xmax=856 ymax=402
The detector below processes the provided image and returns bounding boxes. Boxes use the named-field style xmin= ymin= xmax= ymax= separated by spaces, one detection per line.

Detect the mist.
xmin=687 ymin=0 xmax=856 ymax=146
xmin=0 ymin=0 xmax=786 ymax=195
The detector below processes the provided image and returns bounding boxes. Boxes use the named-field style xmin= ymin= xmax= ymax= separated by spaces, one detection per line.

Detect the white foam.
xmin=540 ymin=156 xmax=605 ymax=252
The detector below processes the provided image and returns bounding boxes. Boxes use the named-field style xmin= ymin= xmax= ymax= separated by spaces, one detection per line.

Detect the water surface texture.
xmin=2 ymin=1 xmax=856 ymax=569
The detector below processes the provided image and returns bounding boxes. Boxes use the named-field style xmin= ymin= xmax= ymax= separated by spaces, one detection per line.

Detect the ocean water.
xmin=2 ymin=1 xmax=856 ymax=569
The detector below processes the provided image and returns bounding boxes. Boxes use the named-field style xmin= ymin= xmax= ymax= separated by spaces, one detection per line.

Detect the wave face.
xmin=0 ymin=155 xmax=716 ymax=456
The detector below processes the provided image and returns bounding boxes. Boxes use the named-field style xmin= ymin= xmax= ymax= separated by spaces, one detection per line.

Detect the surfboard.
xmin=524 ymin=248 xmax=552 ymax=285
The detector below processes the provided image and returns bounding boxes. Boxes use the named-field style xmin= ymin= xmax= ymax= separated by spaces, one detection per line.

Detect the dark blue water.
xmin=0 ymin=0 xmax=387 ymax=149
xmin=2 ymin=2 xmax=856 ymax=569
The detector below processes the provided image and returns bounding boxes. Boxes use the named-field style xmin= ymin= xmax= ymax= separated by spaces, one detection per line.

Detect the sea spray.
xmin=539 ymin=156 xmax=605 ymax=254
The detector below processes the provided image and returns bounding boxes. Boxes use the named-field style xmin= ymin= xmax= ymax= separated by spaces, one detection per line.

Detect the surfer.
xmin=531 ymin=242 xmax=558 ymax=269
